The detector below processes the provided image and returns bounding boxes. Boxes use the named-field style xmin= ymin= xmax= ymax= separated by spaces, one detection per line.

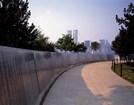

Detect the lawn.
xmin=112 ymin=62 xmax=134 ymax=84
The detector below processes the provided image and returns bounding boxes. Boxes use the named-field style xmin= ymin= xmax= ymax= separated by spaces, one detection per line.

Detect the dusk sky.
xmin=28 ymin=0 xmax=134 ymax=43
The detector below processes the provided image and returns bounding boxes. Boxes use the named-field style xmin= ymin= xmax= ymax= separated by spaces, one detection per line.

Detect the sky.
xmin=28 ymin=0 xmax=134 ymax=44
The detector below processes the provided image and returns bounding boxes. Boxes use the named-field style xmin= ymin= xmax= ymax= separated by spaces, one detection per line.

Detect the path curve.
xmin=43 ymin=61 xmax=134 ymax=105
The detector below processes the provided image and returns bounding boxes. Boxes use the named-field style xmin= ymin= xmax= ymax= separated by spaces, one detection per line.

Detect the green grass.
xmin=112 ymin=62 xmax=134 ymax=84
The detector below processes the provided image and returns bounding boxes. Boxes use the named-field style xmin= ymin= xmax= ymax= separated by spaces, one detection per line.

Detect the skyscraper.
xmin=98 ymin=39 xmax=112 ymax=54
xmin=99 ymin=39 xmax=105 ymax=47
xmin=67 ymin=30 xmax=72 ymax=37
xmin=73 ymin=30 xmax=78 ymax=44
xmin=84 ymin=40 xmax=90 ymax=48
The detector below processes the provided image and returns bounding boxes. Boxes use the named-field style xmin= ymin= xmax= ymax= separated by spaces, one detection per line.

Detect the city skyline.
xmin=28 ymin=0 xmax=133 ymax=43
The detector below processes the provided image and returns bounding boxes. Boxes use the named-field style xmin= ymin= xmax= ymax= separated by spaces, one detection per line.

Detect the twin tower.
xmin=67 ymin=30 xmax=78 ymax=44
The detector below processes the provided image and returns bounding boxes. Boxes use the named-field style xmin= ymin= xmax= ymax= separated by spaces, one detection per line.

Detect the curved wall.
xmin=0 ymin=46 xmax=114 ymax=105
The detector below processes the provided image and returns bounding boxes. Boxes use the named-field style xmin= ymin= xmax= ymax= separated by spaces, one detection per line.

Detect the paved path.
xmin=43 ymin=62 xmax=134 ymax=105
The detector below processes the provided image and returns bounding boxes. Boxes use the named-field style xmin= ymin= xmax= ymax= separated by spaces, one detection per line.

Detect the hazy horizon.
xmin=29 ymin=0 xmax=133 ymax=43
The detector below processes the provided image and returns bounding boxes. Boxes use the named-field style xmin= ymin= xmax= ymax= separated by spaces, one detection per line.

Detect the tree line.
xmin=0 ymin=0 xmax=55 ymax=51
xmin=112 ymin=3 xmax=134 ymax=62
xmin=1 ymin=0 xmax=133 ymax=56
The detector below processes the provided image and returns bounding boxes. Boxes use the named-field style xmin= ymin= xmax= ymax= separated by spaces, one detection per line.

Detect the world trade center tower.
xmin=73 ymin=30 xmax=78 ymax=44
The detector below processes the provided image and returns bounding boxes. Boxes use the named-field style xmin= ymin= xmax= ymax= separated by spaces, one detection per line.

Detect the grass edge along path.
xmin=112 ymin=62 xmax=134 ymax=84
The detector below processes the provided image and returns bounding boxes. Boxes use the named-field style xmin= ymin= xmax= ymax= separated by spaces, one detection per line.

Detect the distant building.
xmin=97 ymin=39 xmax=113 ymax=54
xmin=90 ymin=39 xmax=113 ymax=54
xmin=73 ymin=30 xmax=78 ymax=44
xmin=67 ymin=30 xmax=72 ymax=37
xmin=99 ymin=39 xmax=105 ymax=47
xmin=84 ymin=40 xmax=90 ymax=48
xmin=66 ymin=29 xmax=78 ymax=44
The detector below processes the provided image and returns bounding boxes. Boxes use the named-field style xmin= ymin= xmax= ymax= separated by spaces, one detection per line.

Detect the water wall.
xmin=0 ymin=46 xmax=114 ymax=105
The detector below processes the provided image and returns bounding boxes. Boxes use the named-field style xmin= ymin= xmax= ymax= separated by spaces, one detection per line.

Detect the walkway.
xmin=43 ymin=62 xmax=134 ymax=105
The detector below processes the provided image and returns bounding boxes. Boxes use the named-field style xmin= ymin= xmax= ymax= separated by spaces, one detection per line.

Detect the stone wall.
xmin=0 ymin=46 xmax=114 ymax=105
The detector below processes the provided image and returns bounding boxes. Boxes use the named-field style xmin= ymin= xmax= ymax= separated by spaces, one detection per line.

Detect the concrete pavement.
xmin=43 ymin=61 xmax=134 ymax=105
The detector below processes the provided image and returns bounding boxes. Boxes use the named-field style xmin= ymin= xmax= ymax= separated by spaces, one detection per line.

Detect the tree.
xmin=33 ymin=31 xmax=55 ymax=52
xmin=56 ymin=34 xmax=87 ymax=52
xmin=0 ymin=0 xmax=39 ymax=49
xmin=74 ymin=42 xmax=87 ymax=52
xmin=56 ymin=34 xmax=76 ymax=52
xmin=112 ymin=3 xmax=134 ymax=62
xmin=91 ymin=41 xmax=100 ymax=51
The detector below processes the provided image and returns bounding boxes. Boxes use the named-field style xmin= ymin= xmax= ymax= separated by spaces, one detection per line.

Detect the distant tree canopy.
xmin=74 ymin=42 xmax=87 ymax=52
xmin=33 ymin=31 xmax=55 ymax=52
xmin=0 ymin=0 xmax=54 ymax=52
xmin=56 ymin=34 xmax=76 ymax=51
xmin=91 ymin=41 xmax=100 ymax=51
xmin=56 ymin=34 xmax=87 ymax=52
xmin=112 ymin=3 xmax=134 ymax=62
